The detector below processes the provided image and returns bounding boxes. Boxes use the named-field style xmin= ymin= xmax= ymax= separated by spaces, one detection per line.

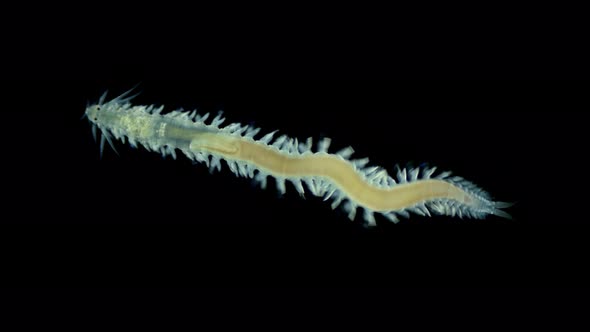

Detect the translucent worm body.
xmin=85 ymin=89 xmax=512 ymax=226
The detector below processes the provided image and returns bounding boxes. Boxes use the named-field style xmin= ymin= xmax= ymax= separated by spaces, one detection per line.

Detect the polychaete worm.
xmin=84 ymin=87 xmax=512 ymax=226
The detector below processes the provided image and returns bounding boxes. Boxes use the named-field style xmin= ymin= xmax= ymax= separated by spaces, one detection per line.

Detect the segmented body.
xmin=85 ymin=89 xmax=512 ymax=226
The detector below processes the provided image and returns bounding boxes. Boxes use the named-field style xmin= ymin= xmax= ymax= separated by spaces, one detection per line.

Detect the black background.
xmin=1 ymin=5 xmax=589 ymax=327
xmin=2 ymin=77 xmax=587 ymax=291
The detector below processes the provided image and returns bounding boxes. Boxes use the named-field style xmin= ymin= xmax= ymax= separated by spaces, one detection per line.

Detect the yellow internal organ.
xmin=190 ymin=135 xmax=467 ymax=212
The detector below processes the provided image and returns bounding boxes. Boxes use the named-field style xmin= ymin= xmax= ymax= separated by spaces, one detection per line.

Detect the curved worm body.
xmin=85 ymin=89 xmax=512 ymax=226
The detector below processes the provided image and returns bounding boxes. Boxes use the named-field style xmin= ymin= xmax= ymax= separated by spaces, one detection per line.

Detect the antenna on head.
xmin=111 ymin=83 xmax=143 ymax=105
